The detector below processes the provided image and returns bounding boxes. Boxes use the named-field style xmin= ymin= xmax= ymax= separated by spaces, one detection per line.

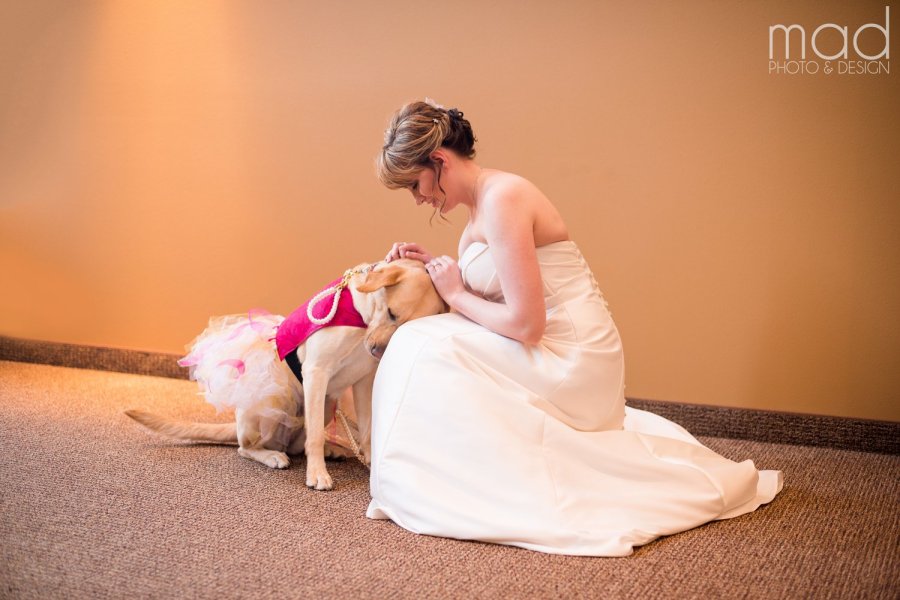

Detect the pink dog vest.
xmin=275 ymin=277 xmax=368 ymax=361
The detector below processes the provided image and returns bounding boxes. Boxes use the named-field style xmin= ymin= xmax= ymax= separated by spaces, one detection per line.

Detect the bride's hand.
xmin=385 ymin=241 xmax=433 ymax=264
xmin=425 ymin=255 xmax=466 ymax=303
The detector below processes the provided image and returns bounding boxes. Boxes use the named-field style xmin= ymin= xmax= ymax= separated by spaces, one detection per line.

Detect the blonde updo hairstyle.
xmin=376 ymin=97 xmax=477 ymax=223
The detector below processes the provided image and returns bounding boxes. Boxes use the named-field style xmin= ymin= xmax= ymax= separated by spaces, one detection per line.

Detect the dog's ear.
xmin=356 ymin=265 xmax=405 ymax=293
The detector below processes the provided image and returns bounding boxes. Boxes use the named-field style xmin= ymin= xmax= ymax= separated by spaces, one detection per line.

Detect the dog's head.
xmin=355 ymin=258 xmax=448 ymax=359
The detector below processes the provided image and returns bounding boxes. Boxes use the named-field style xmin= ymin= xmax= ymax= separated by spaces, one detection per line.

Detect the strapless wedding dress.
xmin=366 ymin=240 xmax=782 ymax=556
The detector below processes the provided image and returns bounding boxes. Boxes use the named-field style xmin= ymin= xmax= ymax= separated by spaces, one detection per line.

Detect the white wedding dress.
xmin=366 ymin=240 xmax=783 ymax=556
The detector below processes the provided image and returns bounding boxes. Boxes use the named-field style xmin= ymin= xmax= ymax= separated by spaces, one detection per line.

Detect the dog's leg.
xmin=235 ymin=407 xmax=290 ymax=469
xmin=286 ymin=427 xmax=350 ymax=459
xmin=301 ymin=367 xmax=333 ymax=490
xmin=287 ymin=426 xmax=307 ymax=456
xmin=351 ymin=370 xmax=376 ymax=466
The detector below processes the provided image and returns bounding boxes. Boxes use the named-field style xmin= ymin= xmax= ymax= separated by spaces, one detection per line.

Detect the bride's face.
xmin=408 ymin=163 xmax=451 ymax=213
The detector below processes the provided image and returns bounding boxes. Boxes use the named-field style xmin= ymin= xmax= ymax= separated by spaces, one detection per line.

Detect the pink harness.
xmin=275 ymin=276 xmax=367 ymax=361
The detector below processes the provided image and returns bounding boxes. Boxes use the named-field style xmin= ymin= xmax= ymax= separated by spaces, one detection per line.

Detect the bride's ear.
xmin=357 ymin=266 xmax=404 ymax=293
xmin=429 ymin=150 xmax=447 ymax=167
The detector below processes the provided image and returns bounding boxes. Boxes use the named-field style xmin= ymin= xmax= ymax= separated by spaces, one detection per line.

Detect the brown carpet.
xmin=0 ymin=360 xmax=897 ymax=599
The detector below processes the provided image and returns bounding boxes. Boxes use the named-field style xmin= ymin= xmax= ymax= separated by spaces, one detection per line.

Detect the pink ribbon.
xmin=224 ymin=308 xmax=276 ymax=342
xmin=216 ymin=358 xmax=246 ymax=377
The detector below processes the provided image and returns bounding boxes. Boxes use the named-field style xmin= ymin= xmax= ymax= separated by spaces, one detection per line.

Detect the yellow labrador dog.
xmin=126 ymin=258 xmax=446 ymax=490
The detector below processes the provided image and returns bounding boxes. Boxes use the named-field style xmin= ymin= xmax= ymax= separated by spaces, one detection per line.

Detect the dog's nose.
xmin=369 ymin=345 xmax=385 ymax=360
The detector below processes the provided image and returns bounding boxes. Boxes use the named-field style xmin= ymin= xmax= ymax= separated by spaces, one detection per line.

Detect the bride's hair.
xmin=376 ymin=97 xmax=477 ymax=191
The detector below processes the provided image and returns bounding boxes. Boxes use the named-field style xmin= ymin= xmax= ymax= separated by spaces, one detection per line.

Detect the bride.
xmin=366 ymin=97 xmax=782 ymax=556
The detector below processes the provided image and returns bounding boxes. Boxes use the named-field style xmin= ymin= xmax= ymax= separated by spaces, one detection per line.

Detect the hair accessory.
xmin=424 ymin=96 xmax=445 ymax=110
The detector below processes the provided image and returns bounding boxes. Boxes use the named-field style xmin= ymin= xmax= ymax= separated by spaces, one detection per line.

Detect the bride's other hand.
xmin=425 ymin=255 xmax=466 ymax=303
xmin=385 ymin=242 xmax=433 ymax=264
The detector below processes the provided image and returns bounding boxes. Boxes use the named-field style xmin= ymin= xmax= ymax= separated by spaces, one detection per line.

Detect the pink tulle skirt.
xmin=177 ymin=309 xmax=298 ymax=413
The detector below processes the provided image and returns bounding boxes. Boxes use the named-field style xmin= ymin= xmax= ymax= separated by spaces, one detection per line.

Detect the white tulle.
xmin=178 ymin=312 xmax=299 ymax=413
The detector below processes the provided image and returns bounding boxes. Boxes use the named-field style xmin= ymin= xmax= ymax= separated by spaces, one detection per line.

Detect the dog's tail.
xmin=124 ymin=409 xmax=238 ymax=444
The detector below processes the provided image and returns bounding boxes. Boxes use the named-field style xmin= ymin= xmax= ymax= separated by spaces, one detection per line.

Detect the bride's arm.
xmin=444 ymin=192 xmax=547 ymax=345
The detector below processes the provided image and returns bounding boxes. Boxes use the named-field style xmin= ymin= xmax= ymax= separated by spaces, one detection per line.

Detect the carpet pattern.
xmin=0 ymin=360 xmax=897 ymax=599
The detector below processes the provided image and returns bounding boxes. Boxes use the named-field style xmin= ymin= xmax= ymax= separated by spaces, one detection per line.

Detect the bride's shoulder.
xmin=484 ymin=169 xmax=535 ymax=193
xmin=482 ymin=170 xmax=547 ymax=211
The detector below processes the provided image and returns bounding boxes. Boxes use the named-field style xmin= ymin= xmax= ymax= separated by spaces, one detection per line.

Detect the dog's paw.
xmin=306 ymin=465 xmax=334 ymax=490
xmin=238 ymin=447 xmax=290 ymax=469
xmin=324 ymin=442 xmax=353 ymax=460
xmin=265 ymin=452 xmax=290 ymax=469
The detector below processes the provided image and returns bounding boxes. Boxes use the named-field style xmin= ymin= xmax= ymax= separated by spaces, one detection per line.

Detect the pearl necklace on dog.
xmin=335 ymin=408 xmax=368 ymax=468
xmin=306 ymin=262 xmax=379 ymax=325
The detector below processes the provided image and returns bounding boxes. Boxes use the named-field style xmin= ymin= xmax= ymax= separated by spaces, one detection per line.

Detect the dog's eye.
xmin=387 ymin=308 xmax=397 ymax=322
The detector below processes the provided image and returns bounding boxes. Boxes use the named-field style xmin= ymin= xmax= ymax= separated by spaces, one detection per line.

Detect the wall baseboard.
xmin=2 ymin=334 xmax=896 ymax=455
xmin=624 ymin=397 xmax=897 ymax=456
xmin=1 ymin=335 xmax=187 ymax=380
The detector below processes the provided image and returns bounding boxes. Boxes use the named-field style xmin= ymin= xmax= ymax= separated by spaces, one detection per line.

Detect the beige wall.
xmin=1 ymin=1 xmax=897 ymax=421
